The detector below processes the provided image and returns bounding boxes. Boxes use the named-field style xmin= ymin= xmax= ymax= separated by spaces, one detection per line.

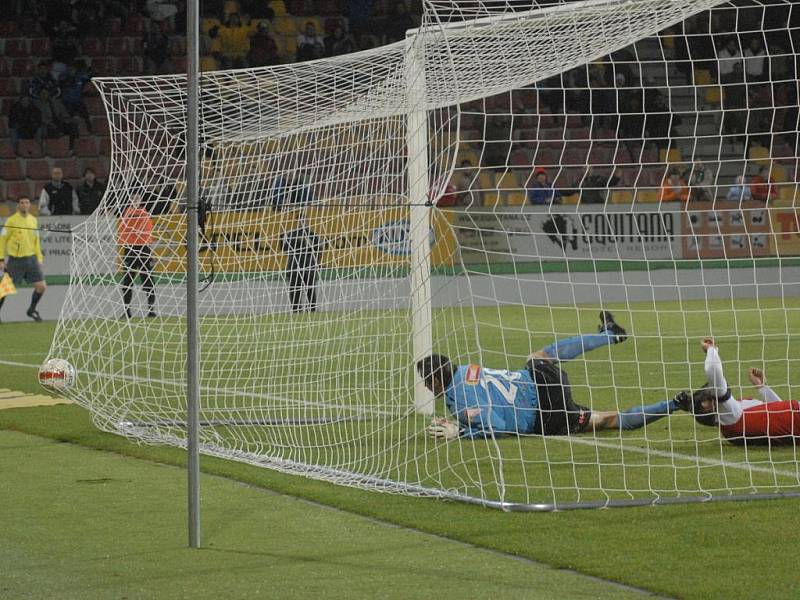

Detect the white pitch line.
xmin=3 ymin=357 xmax=799 ymax=481
xmin=0 ymin=358 xmax=398 ymax=417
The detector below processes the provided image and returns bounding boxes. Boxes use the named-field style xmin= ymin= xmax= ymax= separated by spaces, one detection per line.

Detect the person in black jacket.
xmin=281 ymin=215 xmax=323 ymax=313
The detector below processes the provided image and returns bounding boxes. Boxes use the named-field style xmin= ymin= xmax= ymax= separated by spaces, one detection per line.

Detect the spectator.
xmin=453 ymin=159 xmax=478 ymax=205
xmin=296 ymin=21 xmax=325 ymax=61
xmin=29 ymin=62 xmax=61 ymax=99
xmin=726 ymin=175 xmax=753 ymax=201
xmin=143 ymin=20 xmax=174 ymax=75
xmin=76 ymin=167 xmax=106 ymax=215
xmin=8 ymin=94 xmax=43 ymax=155
xmin=35 ymin=88 xmax=79 ymax=156
xmin=526 ymin=167 xmax=562 ymax=205
xmin=355 ymin=31 xmax=379 ymax=51
xmin=749 ymin=166 xmax=777 ymax=202
xmin=685 ymin=162 xmax=716 ymax=202
xmin=281 ymin=214 xmax=323 ymax=313
xmin=385 ymin=2 xmax=415 ymax=43
xmin=50 ymin=19 xmax=81 ymax=81
xmin=146 ymin=0 xmax=178 ymax=32
xmin=580 ymin=167 xmax=622 ymax=204
xmin=119 ymin=194 xmax=157 ymax=318
xmin=744 ymin=37 xmax=767 ymax=82
xmin=39 ymin=167 xmax=79 ymax=216
xmin=325 ymin=23 xmax=355 ymax=57
xmin=717 ymin=37 xmax=742 ymax=83
xmin=218 ymin=12 xmax=251 ymax=68
xmin=59 ymin=61 xmax=93 ymax=133
xmin=247 ymin=20 xmax=279 ymax=67
xmin=430 ymin=171 xmax=457 ymax=207
xmin=659 ymin=168 xmax=689 ymax=202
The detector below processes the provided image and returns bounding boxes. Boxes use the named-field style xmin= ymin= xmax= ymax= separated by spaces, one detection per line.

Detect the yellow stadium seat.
xmin=457 ymin=150 xmax=479 ymax=167
xmin=772 ymin=164 xmax=787 ymax=182
xmin=477 ymin=171 xmax=495 ymax=191
xmin=268 ymin=0 xmax=288 ymax=17
xmin=200 ymin=55 xmax=218 ymax=72
xmin=778 ymin=183 xmax=797 ymax=203
xmin=705 ymin=87 xmax=721 ymax=105
xmin=0 ymin=205 xmax=10 ymax=217
xmin=609 ymin=190 xmax=633 ymax=204
xmin=29 ymin=205 xmax=39 ymax=216
xmin=561 ymin=194 xmax=579 ymax=205
xmin=283 ymin=34 xmax=297 ymax=56
xmin=659 ymin=148 xmax=682 ymax=163
xmin=273 ymin=16 xmax=296 ymax=35
xmin=635 ymin=189 xmax=661 ymax=203
xmin=201 ymin=18 xmax=221 ymax=34
xmin=506 ymin=191 xmax=527 ymax=206
xmin=749 ymin=145 xmax=771 ymax=166
xmin=694 ymin=69 xmax=711 ymax=85
xmin=494 ymin=171 xmax=521 ymax=190
xmin=482 ymin=191 xmax=502 ymax=207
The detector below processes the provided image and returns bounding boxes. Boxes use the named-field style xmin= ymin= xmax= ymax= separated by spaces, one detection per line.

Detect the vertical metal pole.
xmin=406 ymin=35 xmax=435 ymax=415
xmin=186 ymin=0 xmax=201 ymax=548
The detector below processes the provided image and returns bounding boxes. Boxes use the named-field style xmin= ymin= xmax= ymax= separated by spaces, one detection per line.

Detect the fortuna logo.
xmin=39 ymin=371 xmax=65 ymax=380
xmin=465 ymin=364 xmax=481 ymax=385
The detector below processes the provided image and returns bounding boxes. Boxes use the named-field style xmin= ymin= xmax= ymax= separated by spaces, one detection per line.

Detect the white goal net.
xmin=46 ymin=0 xmax=800 ymax=509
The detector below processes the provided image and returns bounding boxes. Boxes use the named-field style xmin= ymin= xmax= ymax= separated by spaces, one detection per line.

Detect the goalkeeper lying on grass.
xmin=674 ymin=338 xmax=800 ymax=445
xmin=418 ymin=312 xmax=683 ymax=440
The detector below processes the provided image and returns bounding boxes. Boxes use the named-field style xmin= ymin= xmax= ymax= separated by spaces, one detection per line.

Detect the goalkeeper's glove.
xmin=673 ymin=390 xmax=692 ymax=412
xmin=427 ymin=418 xmax=460 ymax=441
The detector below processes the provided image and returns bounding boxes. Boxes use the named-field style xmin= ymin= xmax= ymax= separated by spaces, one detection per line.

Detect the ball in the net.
xmin=39 ymin=358 xmax=77 ymax=390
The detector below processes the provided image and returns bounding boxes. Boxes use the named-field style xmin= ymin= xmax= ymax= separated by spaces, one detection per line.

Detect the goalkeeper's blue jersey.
xmin=444 ymin=364 xmax=539 ymax=439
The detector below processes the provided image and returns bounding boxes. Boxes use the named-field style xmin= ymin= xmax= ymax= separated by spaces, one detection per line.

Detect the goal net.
xmin=46 ymin=0 xmax=800 ymax=509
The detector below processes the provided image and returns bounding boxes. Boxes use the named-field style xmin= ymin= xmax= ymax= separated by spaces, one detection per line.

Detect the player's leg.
xmin=121 ymin=248 xmax=136 ymax=318
xmin=139 ymin=247 xmax=156 ymax=317
xmin=304 ymin=265 xmax=318 ymax=312
xmin=534 ymin=311 xmax=627 ymax=362
xmin=591 ymin=394 xmax=684 ymax=431
xmin=25 ymin=257 xmax=45 ymax=322
xmin=286 ymin=264 xmax=304 ymax=312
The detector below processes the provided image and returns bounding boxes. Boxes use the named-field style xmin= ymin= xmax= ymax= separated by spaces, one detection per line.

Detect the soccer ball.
xmin=38 ymin=358 xmax=77 ymax=391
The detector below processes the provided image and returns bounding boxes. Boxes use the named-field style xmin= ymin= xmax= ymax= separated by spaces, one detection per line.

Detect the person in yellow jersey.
xmin=0 ymin=196 xmax=46 ymax=322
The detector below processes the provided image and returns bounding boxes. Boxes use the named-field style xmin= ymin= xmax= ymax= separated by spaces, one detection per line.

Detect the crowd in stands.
xmin=0 ymin=1 xmax=798 ymax=215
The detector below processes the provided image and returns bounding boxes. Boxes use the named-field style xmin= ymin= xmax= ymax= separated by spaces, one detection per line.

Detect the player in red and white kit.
xmin=676 ymin=338 xmax=800 ymax=445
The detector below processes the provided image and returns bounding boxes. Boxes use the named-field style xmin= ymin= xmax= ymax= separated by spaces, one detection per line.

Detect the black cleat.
xmin=599 ymin=310 xmax=627 ymax=343
xmin=146 ymin=311 xmax=157 ymax=318
xmin=26 ymin=308 xmax=42 ymax=322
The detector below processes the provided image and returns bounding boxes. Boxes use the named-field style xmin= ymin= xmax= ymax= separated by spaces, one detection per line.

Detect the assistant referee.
xmin=0 ymin=196 xmax=46 ymax=322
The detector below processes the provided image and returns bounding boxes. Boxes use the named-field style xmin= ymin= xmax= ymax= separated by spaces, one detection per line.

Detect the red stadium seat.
xmin=6 ymin=180 xmax=32 ymax=200
xmin=29 ymin=37 xmax=51 ymax=58
xmin=16 ymin=139 xmax=43 ymax=158
xmin=91 ymin=117 xmax=110 ymax=136
xmin=11 ymin=58 xmax=32 ymax=77
xmin=125 ymin=16 xmax=145 ymax=35
xmin=98 ymin=136 xmax=111 ymax=156
xmin=0 ymin=140 xmax=15 ymax=159
xmin=3 ymin=38 xmax=29 ymax=57
xmin=25 ymin=159 xmax=51 ymax=180
xmin=0 ymin=77 xmax=19 ymax=96
xmin=44 ymin=137 xmax=71 ymax=158
xmin=0 ymin=159 xmax=24 ymax=180
xmin=107 ymin=18 xmax=122 ymax=34
xmin=53 ymin=159 xmax=79 ymax=179
xmin=82 ymin=37 xmax=105 ymax=57
xmin=75 ymin=137 xmax=98 ymax=157
xmin=0 ymin=21 xmax=19 ymax=36
xmin=0 ymin=59 xmax=10 ymax=76
xmin=106 ymin=37 xmax=128 ymax=56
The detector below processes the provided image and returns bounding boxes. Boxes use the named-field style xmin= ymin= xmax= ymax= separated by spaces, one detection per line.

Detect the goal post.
xmin=45 ymin=0 xmax=800 ymax=510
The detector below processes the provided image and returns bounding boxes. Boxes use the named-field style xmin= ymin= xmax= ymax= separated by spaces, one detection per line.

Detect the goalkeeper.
xmin=418 ymin=312 xmax=683 ymax=440
xmin=674 ymin=338 xmax=800 ymax=445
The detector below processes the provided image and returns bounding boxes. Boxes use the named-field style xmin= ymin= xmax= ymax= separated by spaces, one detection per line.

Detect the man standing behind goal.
xmin=418 ymin=312 xmax=684 ymax=440
xmin=281 ymin=213 xmax=323 ymax=313
xmin=0 ymin=196 xmax=46 ymax=322
xmin=118 ymin=194 xmax=156 ymax=318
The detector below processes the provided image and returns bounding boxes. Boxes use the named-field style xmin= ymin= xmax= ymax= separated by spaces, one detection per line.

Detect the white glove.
xmin=427 ymin=418 xmax=460 ymax=441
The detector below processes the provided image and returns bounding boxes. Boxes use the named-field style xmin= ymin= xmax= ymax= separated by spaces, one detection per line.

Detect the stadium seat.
xmin=0 ymin=204 xmax=10 ymax=217
xmin=609 ymin=190 xmax=634 ymax=204
xmin=0 ymin=21 xmax=19 ymax=36
xmin=11 ymin=58 xmax=32 ymax=76
xmin=200 ymin=56 xmax=219 ymax=72
xmin=509 ymin=149 xmax=529 ymax=167
xmin=124 ymin=15 xmax=145 ymax=35
xmin=0 ymin=159 xmax=23 ymax=181
xmin=635 ymin=189 xmax=661 ymax=203
xmin=107 ymin=17 xmax=122 ymax=34
xmin=749 ymin=145 xmax=771 ymax=166
xmin=0 ymin=141 xmax=15 ymax=159
xmin=561 ymin=193 xmax=579 ymax=205
xmin=91 ymin=117 xmax=111 ymax=136
xmin=106 ymin=37 xmax=128 ymax=56
xmin=694 ymin=68 xmax=712 ymax=85
xmin=704 ymin=86 xmax=721 ymax=105
xmin=29 ymin=37 xmax=51 ymax=57
xmin=283 ymin=34 xmax=297 ymax=56
xmin=6 ymin=180 xmax=32 ymax=200
xmin=0 ymin=58 xmax=10 ymax=76
xmin=659 ymin=148 xmax=682 ymax=163
xmin=25 ymin=159 xmax=50 ymax=180
xmin=53 ymin=159 xmax=79 ymax=179
xmin=494 ymin=171 xmax=521 ymax=190
xmin=506 ymin=191 xmax=527 ymax=206
xmin=0 ymin=77 xmax=19 ymax=96
xmin=273 ymin=16 xmax=296 ymax=35
xmin=98 ymin=137 xmax=111 ymax=156
xmin=269 ymin=0 xmax=288 ymax=16
xmin=777 ymin=184 xmax=796 ymax=203
xmin=74 ymin=137 xmax=98 ymax=158
xmin=3 ymin=38 xmax=29 ymax=57
xmin=482 ymin=190 xmax=502 ymax=207
xmin=16 ymin=140 xmax=43 ymax=158
xmin=45 ymin=137 xmax=72 ymax=158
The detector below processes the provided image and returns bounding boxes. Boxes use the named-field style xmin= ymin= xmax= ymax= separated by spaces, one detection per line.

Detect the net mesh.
xmin=47 ymin=0 xmax=800 ymax=508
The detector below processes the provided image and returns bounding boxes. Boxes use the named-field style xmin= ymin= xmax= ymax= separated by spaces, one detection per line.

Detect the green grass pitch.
xmin=1 ymin=298 xmax=800 ymax=598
